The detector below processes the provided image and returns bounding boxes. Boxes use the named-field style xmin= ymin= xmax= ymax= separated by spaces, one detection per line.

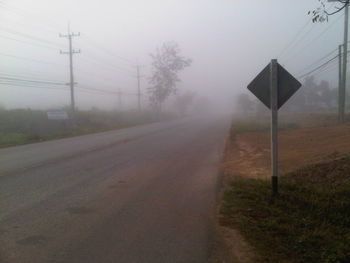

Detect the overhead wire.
xmin=0 ymin=81 xmax=69 ymax=90
xmin=312 ymin=61 xmax=338 ymax=78
xmin=0 ymin=51 xmax=64 ymax=66
xmin=277 ymin=19 xmax=312 ymax=59
xmin=78 ymin=84 xmax=138 ymax=96
xmin=297 ymin=54 xmax=339 ymax=79
xmin=80 ymin=33 xmax=136 ymax=66
xmin=0 ymin=26 xmax=65 ymax=48
xmin=296 ymin=47 xmax=338 ymax=75
xmin=0 ymin=76 xmax=66 ymax=86
xmin=0 ymin=34 xmax=58 ymax=50
xmin=283 ymin=13 xmax=344 ymax=64
xmin=0 ymin=1 xmax=141 ymax=102
xmin=78 ymin=55 xmax=135 ymax=75
xmin=0 ymin=1 xmax=65 ymax=33
xmin=0 ymin=71 xmax=65 ymax=83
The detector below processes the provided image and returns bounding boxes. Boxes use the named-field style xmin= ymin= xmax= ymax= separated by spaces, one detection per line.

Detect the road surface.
xmin=0 ymin=117 xmax=229 ymax=263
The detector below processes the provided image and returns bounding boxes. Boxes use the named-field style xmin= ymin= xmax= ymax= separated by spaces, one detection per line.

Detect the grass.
xmin=0 ymin=132 xmax=28 ymax=146
xmin=0 ymin=108 xmax=175 ymax=148
xmin=220 ymin=156 xmax=350 ymax=263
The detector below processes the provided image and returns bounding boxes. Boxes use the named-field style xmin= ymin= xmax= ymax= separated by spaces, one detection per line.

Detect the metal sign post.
xmin=270 ymin=59 xmax=278 ymax=195
xmin=247 ymin=59 xmax=301 ymax=196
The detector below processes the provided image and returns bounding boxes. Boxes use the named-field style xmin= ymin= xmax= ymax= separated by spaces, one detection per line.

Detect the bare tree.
xmin=148 ymin=42 xmax=192 ymax=112
xmin=309 ymin=0 xmax=349 ymax=22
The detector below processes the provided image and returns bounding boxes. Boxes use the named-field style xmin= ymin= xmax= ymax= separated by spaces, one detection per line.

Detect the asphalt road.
xmin=0 ymin=117 xmax=229 ymax=263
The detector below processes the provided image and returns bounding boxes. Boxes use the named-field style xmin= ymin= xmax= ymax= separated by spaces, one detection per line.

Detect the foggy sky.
xmin=0 ymin=0 xmax=344 ymax=111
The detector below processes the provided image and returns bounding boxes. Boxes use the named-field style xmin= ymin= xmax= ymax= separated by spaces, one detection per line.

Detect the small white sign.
xmin=47 ymin=109 xmax=69 ymax=120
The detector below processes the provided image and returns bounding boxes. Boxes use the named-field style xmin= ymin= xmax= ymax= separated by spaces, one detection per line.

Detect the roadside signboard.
xmin=247 ymin=63 xmax=301 ymax=109
xmin=247 ymin=59 xmax=301 ymax=195
xmin=47 ymin=109 xmax=69 ymax=120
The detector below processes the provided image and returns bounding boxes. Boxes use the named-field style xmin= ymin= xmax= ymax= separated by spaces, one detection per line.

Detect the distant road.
xmin=0 ymin=116 xmax=229 ymax=263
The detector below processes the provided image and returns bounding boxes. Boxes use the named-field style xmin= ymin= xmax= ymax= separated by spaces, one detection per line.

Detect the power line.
xmin=0 ymin=68 xmax=66 ymax=81
xmin=0 ymin=4 xmax=58 ymax=35
xmin=0 ymin=34 xmax=58 ymax=50
xmin=283 ymin=13 xmax=344 ymax=63
xmin=296 ymin=50 xmax=350 ymax=80
xmin=0 ymin=51 xmax=64 ymax=66
xmin=75 ymin=68 xmax=128 ymax=87
xmin=0 ymin=71 xmax=65 ymax=83
xmin=277 ymin=19 xmax=312 ymax=58
xmin=78 ymin=85 xmax=119 ymax=95
xmin=278 ymin=23 xmax=315 ymax=59
xmin=297 ymin=54 xmax=339 ymax=79
xmin=79 ymin=53 xmax=134 ymax=74
xmin=78 ymin=84 xmax=139 ymax=96
xmin=0 ymin=76 xmax=66 ymax=86
xmin=0 ymin=26 xmax=64 ymax=48
xmin=296 ymin=47 xmax=338 ymax=75
xmin=0 ymin=81 xmax=69 ymax=90
xmin=0 ymin=80 xmax=132 ymax=97
xmin=312 ymin=60 xmax=338 ymax=78
xmin=80 ymin=33 xmax=135 ymax=65
xmin=0 ymin=81 xmax=128 ymax=97
xmin=0 ymin=1 xmax=65 ymax=33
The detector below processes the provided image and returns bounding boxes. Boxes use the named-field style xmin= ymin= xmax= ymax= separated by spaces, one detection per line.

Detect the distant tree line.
xmin=285 ymin=76 xmax=337 ymax=111
xmin=236 ymin=76 xmax=338 ymax=115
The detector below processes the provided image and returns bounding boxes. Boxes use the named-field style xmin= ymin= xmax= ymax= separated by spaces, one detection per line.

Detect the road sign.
xmin=247 ymin=59 xmax=301 ymax=196
xmin=47 ymin=109 xmax=69 ymax=120
xmin=247 ymin=62 xmax=301 ymax=109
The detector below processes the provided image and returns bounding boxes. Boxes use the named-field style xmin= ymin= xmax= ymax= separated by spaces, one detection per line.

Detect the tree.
xmin=148 ymin=42 xmax=192 ymax=112
xmin=286 ymin=76 xmax=337 ymax=111
xmin=318 ymin=80 xmax=333 ymax=108
xmin=309 ymin=0 xmax=349 ymax=23
xmin=174 ymin=90 xmax=196 ymax=116
xmin=236 ymin=93 xmax=255 ymax=113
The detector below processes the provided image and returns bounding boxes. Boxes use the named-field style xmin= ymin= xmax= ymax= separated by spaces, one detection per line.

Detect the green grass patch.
xmin=0 ymin=108 xmax=176 ymax=148
xmin=0 ymin=132 xmax=28 ymax=146
xmin=221 ymin=157 xmax=350 ymax=263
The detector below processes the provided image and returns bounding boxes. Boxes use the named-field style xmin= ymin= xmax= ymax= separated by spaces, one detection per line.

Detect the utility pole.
xmin=60 ymin=25 xmax=80 ymax=114
xmin=341 ymin=3 xmax=349 ymax=122
xmin=339 ymin=44 xmax=344 ymax=122
xmin=136 ymin=65 xmax=142 ymax=112
xmin=118 ymin=89 xmax=122 ymax=111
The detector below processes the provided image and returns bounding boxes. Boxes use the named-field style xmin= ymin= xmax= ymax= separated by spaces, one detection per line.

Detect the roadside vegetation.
xmin=0 ymin=108 xmax=174 ymax=148
xmin=219 ymin=114 xmax=350 ymax=263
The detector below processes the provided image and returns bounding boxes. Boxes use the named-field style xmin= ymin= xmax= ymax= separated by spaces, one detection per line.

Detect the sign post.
xmin=247 ymin=59 xmax=301 ymax=196
xmin=270 ymin=59 xmax=278 ymax=195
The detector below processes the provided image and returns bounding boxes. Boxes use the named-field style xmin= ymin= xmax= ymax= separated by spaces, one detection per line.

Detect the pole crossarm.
xmin=59 ymin=27 xmax=80 ymax=114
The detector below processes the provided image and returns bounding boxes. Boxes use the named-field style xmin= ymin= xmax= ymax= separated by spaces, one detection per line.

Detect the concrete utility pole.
xmin=341 ymin=2 xmax=349 ymax=122
xmin=136 ymin=65 xmax=142 ymax=112
xmin=60 ymin=25 xmax=80 ymax=114
xmin=339 ymin=44 xmax=344 ymax=122
xmin=118 ymin=89 xmax=122 ymax=110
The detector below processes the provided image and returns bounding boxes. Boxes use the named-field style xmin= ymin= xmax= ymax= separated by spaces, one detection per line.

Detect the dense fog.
xmin=0 ymin=0 xmax=343 ymax=114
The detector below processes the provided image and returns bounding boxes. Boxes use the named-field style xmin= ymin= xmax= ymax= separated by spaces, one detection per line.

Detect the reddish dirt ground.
xmin=223 ymin=120 xmax=350 ymax=180
xmin=217 ymin=117 xmax=350 ymax=263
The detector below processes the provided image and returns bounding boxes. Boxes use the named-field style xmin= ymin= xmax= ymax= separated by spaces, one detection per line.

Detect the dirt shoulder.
xmin=214 ymin=117 xmax=350 ymax=263
xmin=222 ymin=122 xmax=350 ymax=181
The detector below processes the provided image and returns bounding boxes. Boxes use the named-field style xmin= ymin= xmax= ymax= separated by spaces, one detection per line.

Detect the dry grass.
xmin=217 ymin=114 xmax=350 ymax=263
xmin=222 ymin=122 xmax=350 ymax=180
